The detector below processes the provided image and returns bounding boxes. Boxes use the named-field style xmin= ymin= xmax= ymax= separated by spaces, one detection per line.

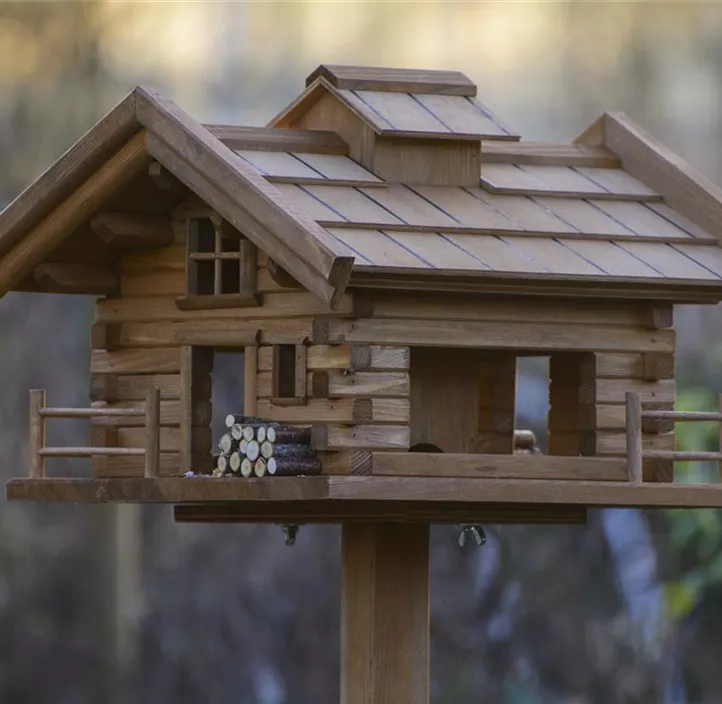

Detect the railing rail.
xmin=28 ymin=388 xmax=160 ymax=479
xmin=626 ymin=391 xmax=722 ymax=483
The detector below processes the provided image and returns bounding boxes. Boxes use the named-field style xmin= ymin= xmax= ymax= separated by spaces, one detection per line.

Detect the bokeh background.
xmin=2 ymin=2 xmax=722 ymax=702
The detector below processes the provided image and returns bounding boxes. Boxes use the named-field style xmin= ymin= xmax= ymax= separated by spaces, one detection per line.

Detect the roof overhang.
xmin=0 ymin=87 xmax=354 ymax=308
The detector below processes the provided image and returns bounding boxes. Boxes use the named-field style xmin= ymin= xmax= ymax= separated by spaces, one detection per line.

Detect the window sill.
xmin=175 ymin=293 xmax=262 ymax=311
xmin=270 ymin=397 xmax=308 ymax=407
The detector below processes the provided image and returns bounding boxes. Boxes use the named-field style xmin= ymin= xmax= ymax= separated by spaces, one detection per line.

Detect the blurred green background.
xmin=2 ymin=2 xmax=722 ymax=702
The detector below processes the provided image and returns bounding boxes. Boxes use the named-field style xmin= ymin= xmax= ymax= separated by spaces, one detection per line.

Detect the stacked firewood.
xmin=212 ymin=414 xmax=321 ymax=478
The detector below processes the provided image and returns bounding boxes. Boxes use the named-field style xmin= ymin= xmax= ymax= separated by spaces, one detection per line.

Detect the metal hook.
xmin=281 ymin=524 xmax=300 ymax=546
xmin=458 ymin=525 xmax=487 ymax=548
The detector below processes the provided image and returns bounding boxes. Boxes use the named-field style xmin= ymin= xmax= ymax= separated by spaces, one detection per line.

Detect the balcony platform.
xmin=8 ymin=476 xmax=722 ymax=524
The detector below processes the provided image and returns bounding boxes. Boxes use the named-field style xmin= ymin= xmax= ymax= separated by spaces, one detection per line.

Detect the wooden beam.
xmin=147 ymin=161 xmax=174 ymax=190
xmin=312 ymin=424 xmax=410 ymax=451
xmin=480 ymin=141 xmax=621 ymax=168
xmin=204 ymin=125 xmax=349 ymax=154
xmin=10 ymin=475 xmax=722 ymax=508
xmin=91 ymin=212 xmax=174 ymax=247
xmin=0 ymin=92 xmax=138 ymax=261
xmin=327 ymin=318 xmax=675 ymax=353
xmin=134 ymin=87 xmax=354 ymax=308
xmin=348 ymin=269 xmax=722 ymax=303
xmin=341 ymin=523 xmax=429 ymax=704
xmin=372 ymin=452 xmax=628 ymax=481
xmin=0 ymin=132 xmax=149 ymax=297
xmin=33 ymin=263 xmax=118 ymax=295
xmin=307 ymin=64 xmax=476 ymax=96
xmin=174 ymin=500 xmax=587 ymax=524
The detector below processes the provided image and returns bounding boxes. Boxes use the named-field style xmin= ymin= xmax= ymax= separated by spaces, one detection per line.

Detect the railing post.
xmin=626 ymin=392 xmax=643 ymax=483
xmin=144 ymin=388 xmax=161 ymax=478
xmin=29 ymin=389 xmax=46 ymax=479
xmin=717 ymin=394 xmax=722 ymax=480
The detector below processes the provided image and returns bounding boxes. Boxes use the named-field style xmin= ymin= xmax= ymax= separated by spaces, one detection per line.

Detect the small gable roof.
xmin=3 ymin=66 xmax=722 ymax=305
xmin=271 ymin=65 xmax=518 ymax=141
xmin=0 ymin=87 xmax=353 ymax=307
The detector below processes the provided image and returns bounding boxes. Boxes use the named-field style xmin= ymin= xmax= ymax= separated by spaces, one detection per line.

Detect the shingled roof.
xmin=2 ymin=64 xmax=722 ymax=304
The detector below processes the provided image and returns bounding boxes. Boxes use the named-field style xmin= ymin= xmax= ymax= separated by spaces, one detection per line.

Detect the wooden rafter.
xmin=91 ymin=211 xmax=174 ymax=247
xmin=33 ymin=263 xmax=118 ymax=295
xmin=0 ymin=131 xmax=149 ymax=297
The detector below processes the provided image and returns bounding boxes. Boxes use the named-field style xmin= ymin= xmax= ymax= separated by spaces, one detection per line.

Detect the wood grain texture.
xmin=0 ymin=131 xmax=149 ymax=296
xmin=585 ymin=112 xmax=722 ymax=242
xmin=91 ymin=212 xmax=174 ymax=247
xmin=10 ymin=476 xmax=722 ymax=508
xmin=372 ymin=452 xmax=627 ymax=481
xmin=0 ymin=91 xmax=138 ymax=261
xmin=174 ymin=500 xmax=586 ymax=524
xmin=329 ymin=318 xmax=675 ymax=353
xmin=341 ymin=523 xmax=429 ymax=704
xmin=33 ymin=263 xmax=118 ymax=295
xmin=205 ymin=125 xmax=349 ymax=154
xmin=258 ymin=344 xmax=410 ymax=372
xmin=136 ymin=87 xmax=353 ymax=307
xmin=307 ymin=64 xmax=476 ymax=96
xmin=95 ymin=291 xmax=346 ymax=323
xmin=312 ymin=424 xmax=410 ymax=450
xmin=481 ymin=141 xmax=621 ymax=168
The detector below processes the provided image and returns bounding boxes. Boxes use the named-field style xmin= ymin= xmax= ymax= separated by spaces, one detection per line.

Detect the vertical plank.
xmin=294 ymin=344 xmax=308 ymax=400
xmin=477 ymin=352 xmax=516 ymax=453
xmin=28 ymin=389 xmax=46 ymax=479
xmin=144 ymin=388 xmax=161 ymax=478
xmin=186 ymin=219 xmax=198 ymax=296
xmin=410 ymin=348 xmax=485 ymax=452
xmin=239 ymin=237 xmax=257 ymax=294
xmin=626 ymin=392 xmax=643 ymax=483
xmin=341 ymin=523 xmax=429 ymax=704
xmin=244 ymin=345 xmax=258 ymax=415
xmin=179 ymin=345 xmax=193 ymax=474
xmin=718 ymin=394 xmax=722 ymax=481
xmin=213 ymin=221 xmax=222 ymax=294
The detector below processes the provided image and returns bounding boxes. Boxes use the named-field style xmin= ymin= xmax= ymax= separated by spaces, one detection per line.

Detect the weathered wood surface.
xmin=325 ymin=318 xmax=675 ymax=353
xmin=10 ymin=476 xmax=722 ymax=508
xmin=341 ymin=523 xmax=429 ymax=704
xmin=0 ymin=131 xmax=149 ymax=296
xmin=372 ymin=453 xmax=628 ymax=481
xmin=0 ymin=92 xmax=138 ymax=261
xmin=173 ymin=501 xmax=587 ymax=524
xmin=205 ymin=125 xmax=349 ymax=154
xmin=136 ymin=87 xmax=354 ymax=307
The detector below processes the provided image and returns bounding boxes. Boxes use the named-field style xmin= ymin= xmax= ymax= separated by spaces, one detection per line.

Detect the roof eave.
xmin=348 ymin=267 xmax=722 ymax=304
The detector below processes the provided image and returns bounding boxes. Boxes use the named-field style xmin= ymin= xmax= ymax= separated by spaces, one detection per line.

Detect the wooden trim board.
xmin=10 ymin=476 xmax=722 ymax=508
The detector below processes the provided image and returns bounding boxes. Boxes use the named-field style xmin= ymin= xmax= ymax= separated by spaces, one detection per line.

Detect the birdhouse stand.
xmin=6 ymin=65 xmax=722 ymax=702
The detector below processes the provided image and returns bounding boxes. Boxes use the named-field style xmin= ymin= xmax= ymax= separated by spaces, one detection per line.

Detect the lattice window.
xmin=178 ymin=214 xmax=258 ymax=310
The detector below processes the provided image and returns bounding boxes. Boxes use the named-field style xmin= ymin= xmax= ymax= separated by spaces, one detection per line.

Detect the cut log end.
xmin=254 ymin=457 xmax=267 ymax=477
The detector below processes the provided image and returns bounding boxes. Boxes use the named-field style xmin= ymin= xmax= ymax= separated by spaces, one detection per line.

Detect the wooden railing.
xmin=626 ymin=391 xmax=722 ymax=483
xmin=28 ymin=388 xmax=160 ymax=479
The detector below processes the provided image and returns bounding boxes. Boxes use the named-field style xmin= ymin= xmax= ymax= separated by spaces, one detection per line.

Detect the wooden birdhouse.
xmin=6 ymin=65 xmax=722 ymax=702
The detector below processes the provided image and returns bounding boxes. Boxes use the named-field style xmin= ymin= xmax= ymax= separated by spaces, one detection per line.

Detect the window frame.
xmin=176 ymin=214 xmax=260 ymax=311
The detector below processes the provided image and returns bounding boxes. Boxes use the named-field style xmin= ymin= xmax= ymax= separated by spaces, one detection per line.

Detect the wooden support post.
xmin=717 ymin=394 xmax=722 ymax=481
xmin=341 ymin=523 xmax=429 ymax=704
xmin=28 ymin=389 xmax=46 ymax=478
xmin=244 ymin=345 xmax=258 ymax=416
xmin=626 ymin=392 xmax=643 ymax=483
xmin=144 ymin=388 xmax=161 ymax=478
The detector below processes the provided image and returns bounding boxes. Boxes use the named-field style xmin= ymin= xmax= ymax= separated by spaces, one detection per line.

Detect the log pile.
xmin=212 ymin=414 xmax=320 ymax=478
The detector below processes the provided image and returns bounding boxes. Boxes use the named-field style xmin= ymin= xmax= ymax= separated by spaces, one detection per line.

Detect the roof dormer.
xmin=269 ymin=64 xmax=519 ymax=186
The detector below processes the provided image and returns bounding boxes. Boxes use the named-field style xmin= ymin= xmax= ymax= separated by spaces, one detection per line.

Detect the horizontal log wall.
xmin=255 ymin=340 xmax=411 ymax=474
xmin=91 ymin=237 xmax=347 ymax=478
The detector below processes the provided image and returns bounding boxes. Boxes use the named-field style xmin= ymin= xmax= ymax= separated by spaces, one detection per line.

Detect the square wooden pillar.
xmin=341 ymin=523 xmax=430 ymax=704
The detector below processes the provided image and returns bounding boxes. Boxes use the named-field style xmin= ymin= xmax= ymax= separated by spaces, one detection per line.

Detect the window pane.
xmin=197 ymin=260 xmax=214 ymax=295
xmin=221 ymin=258 xmax=241 ymax=294
xmin=197 ymin=218 xmax=215 ymax=253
